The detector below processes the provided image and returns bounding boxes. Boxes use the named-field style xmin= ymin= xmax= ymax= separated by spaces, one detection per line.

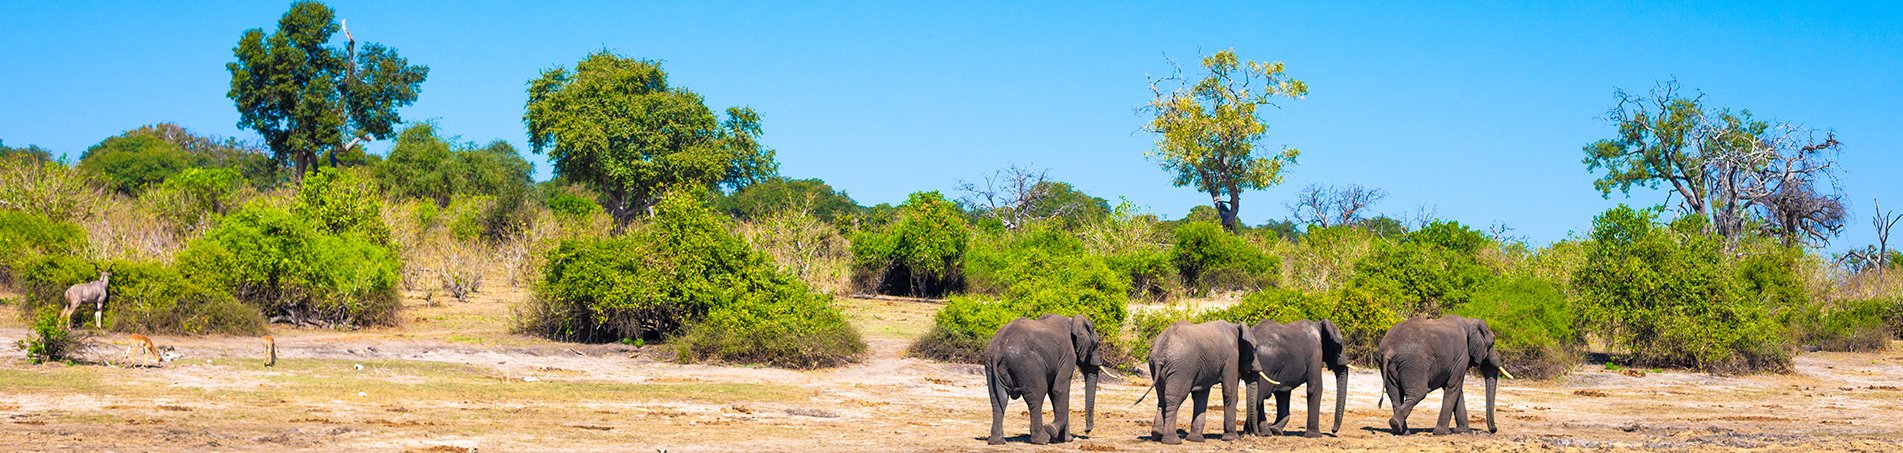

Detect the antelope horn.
xmin=1258 ymin=372 xmax=1280 ymax=385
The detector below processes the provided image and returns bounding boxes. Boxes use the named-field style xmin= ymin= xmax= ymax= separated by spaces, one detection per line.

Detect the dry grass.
xmin=736 ymin=209 xmax=852 ymax=294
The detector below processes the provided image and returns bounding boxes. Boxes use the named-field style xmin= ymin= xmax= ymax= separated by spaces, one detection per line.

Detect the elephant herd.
xmin=980 ymin=314 xmax=1511 ymax=445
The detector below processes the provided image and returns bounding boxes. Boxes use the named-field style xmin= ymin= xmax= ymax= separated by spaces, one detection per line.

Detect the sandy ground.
xmin=0 ymin=289 xmax=1900 ymax=452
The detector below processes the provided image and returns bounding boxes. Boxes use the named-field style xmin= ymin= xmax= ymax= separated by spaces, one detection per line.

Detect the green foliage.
xmin=0 ymin=140 xmax=54 ymax=163
xmin=1450 ymin=276 xmax=1581 ymax=379
xmin=717 ymin=177 xmax=859 ymax=224
xmin=851 ymin=191 xmax=970 ymax=297
xmin=11 ymin=253 xmax=96 ymax=315
xmin=1144 ymin=49 xmax=1307 ymax=230
xmin=1575 ymin=205 xmax=1792 ymax=373
xmin=98 ymin=260 xmax=266 ymax=335
xmin=227 ymin=0 xmax=428 ymax=177
xmin=375 ymin=123 xmax=533 ymax=206
xmin=1789 ymin=297 xmax=1892 ymax=353
xmin=178 ymin=202 xmax=400 ymax=327
xmin=1350 ymin=220 xmax=1496 ymax=316
xmin=0 ymin=211 xmax=87 ymax=284
xmin=1171 ymin=221 xmax=1277 ymax=295
xmin=78 ymin=132 xmax=193 ymax=195
xmin=0 ymin=152 xmax=108 ymax=223
xmin=18 ymin=307 xmax=78 ymax=364
xmin=525 ymin=51 xmax=776 ymax=225
xmin=142 ymin=167 xmax=247 ymax=231
xmin=293 ymin=167 xmax=391 ymax=245
xmin=522 ymin=190 xmax=863 ymax=367
xmin=542 ymin=183 xmax=605 ymax=222
xmin=914 ymin=224 xmax=1130 ymax=362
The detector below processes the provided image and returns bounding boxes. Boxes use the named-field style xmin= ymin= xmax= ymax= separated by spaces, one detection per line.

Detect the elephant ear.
xmin=1318 ymin=320 xmax=1348 ymax=371
xmin=1237 ymin=323 xmax=1261 ymax=374
xmin=1071 ymin=315 xmax=1103 ymax=367
xmin=1467 ymin=318 xmax=1494 ymax=366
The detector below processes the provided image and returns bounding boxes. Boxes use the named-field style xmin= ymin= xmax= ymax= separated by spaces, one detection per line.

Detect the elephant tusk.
xmin=1258 ymin=372 xmax=1280 ymax=385
xmin=1498 ymin=367 xmax=1515 ymax=380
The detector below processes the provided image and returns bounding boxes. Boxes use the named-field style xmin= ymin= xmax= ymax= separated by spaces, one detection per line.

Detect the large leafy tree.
xmin=525 ymin=51 xmax=776 ymax=228
xmin=227 ymin=1 xmax=428 ymax=180
xmin=375 ymin=123 xmax=532 ymax=206
xmin=1144 ymin=49 xmax=1307 ymax=232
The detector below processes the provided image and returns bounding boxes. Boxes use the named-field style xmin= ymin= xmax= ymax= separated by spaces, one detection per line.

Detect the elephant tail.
xmin=1131 ymin=384 xmax=1153 ymax=406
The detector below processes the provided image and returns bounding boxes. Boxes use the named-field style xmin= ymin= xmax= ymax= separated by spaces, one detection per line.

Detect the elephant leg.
xmin=1393 ymin=388 xmax=1429 ymax=436
xmin=1434 ymin=385 xmax=1461 ymax=435
xmin=1157 ymin=385 xmax=1184 ymax=445
xmin=1051 ymin=381 xmax=1072 ymax=443
xmin=1451 ymin=382 xmax=1473 ymax=434
xmin=1027 ymin=392 xmax=1049 ymax=445
xmin=1304 ymin=379 xmax=1325 ymax=438
xmin=986 ymin=371 xmax=1007 ymax=445
xmin=1186 ymin=388 xmax=1210 ymax=442
xmin=1269 ymin=390 xmax=1293 ymax=435
xmin=1220 ymin=378 xmax=1240 ymax=441
xmin=1385 ymin=380 xmax=1405 ymax=435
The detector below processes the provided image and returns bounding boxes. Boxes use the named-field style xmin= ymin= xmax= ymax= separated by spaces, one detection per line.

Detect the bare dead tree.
xmin=1285 ymin=183 xmax=1386 ymax=228
xmin=1842 ymin=199 xmax=1903 ymax=273
xmin=1703 ymin=118 xmax=1847 ymax=247
xmin=956 ymin=164 xmax=1071 ymax=230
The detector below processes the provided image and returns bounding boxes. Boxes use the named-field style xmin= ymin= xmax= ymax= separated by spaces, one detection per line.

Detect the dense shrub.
xmin=1278 ymin=224 xmax=1383 ymax=292
xmin=11 ymin=253 xmax=97 ymax=318
xmin=520 ymin=190 xmax=864 ymax=367
xmin=293 ymin=167 xmax=392 ymax=245
xmin=1351 ymin=220 xmax=1496 ymax=317
xmin=851 ymin=191 xmax=969 ymax=297
xmin=737 ymin=208 xmax=852 ymax=294
xmin=1081 ymin=201 xmax=1177 ymax=301
xmin=98 ymin=260 xmax=266 ymax=335
xmin=717 ymin=177 xmax=860 ymax=224
xmin=1171 ymin=221 xmax=1277 ymax=295
xmin=1450 ymin=276 xmax=1581 ymax=379
xmin=1790 ymin=297 xmax=1891 ymax=352
xmin=0 ymin=153 xmax=109 ymax=223
xmin=542 ymin=182 xmax=606 ymax=224
xmin=78 ymin=131 xmax=192 ymax=195
xmin=913 ymin=225 xmax=1131 ymax=362
xmin=141 ymin=167 xmax=247 ymax=232
xmin=0 ymin=140 xmax=54 ymax=163
xmin=0 ymin=210 xmax=87 ymax=285
xmin=1575 ymin=206 xmax=1792 ymax=373
xmin=178 ymin=203 xmax=401 ymax=327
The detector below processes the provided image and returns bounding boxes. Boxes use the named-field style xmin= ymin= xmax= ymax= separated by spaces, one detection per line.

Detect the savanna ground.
xmin=1 ymin=289 xmax=1900 ymax=452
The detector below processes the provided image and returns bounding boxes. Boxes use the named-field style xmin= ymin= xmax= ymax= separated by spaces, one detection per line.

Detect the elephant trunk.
xmin=1084 ymin=368 xmax=1098 ymax=434
xmin=1484 ymin=374 xmax=1498 ymax=433
xmin=1332 ymin=368 xmax=1348 ymax=434
xmin=1246 ymin=376 xmax=1261 ymax=435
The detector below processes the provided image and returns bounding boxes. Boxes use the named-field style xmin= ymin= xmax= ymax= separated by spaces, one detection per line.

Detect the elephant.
xmin=981 ymin=314 xmax=1103 ymax=445
xmin=1375 ymin=315 xmax=1514 ymax=435
xmin=1145 ymin=320 xmax=1259 ymax=444
xmin=1245 ymin=319 xmax=1350 ymax=438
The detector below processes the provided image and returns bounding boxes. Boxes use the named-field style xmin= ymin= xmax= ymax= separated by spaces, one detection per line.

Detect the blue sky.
xmin=2 ymin=1 xmax=1898 ymax=252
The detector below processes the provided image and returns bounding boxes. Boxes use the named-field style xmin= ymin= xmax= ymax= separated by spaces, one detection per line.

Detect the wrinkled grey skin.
xmin=1376 ymin=315 xmax=1506 ymax=435
xmin=61 ymin=271 xmax=110 ymax=328
xmin=1246 ymin=319 xmax=1350 ymax=438
xmin=982 ymin=314 xmax=1103 ymax=445
xmin=1147 ymin=320 xmax=1258 ymax=444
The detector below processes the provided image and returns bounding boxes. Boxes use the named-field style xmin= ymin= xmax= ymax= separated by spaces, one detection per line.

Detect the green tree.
xmin=227 ymin=0 xmax=428 ymax=180
xmin=525 ymin=51 xmax=777 ymax=228
xmin=375 ymin=123 xmax=532 ymax=205
xmin=717 ymin=177 xmax=860 ymax=224
xmin=1144 ymin=49 xmax=1307 ymax=231
xmin=78 ymin=132 xmax=192 ymax=195
xmin=0 ymin=140 xmax=54 ymax=163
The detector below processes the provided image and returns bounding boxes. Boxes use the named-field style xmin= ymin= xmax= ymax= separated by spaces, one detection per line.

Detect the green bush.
xmin=1575 ymin=206 xmax=1792 ymax=373
xmin=1350 ymin=220 xmax=1496 ymax=317
xmin=11 ymin=253 xmax=97 ymax=318
xmin=0 ymin=211 xmax=87 ymax=285
xmin=178 ymin=203 xmax=401 ymax=327
xmin=1450 ymin=276 xmax=1580 ymax=379
xmin=293 ymin=167 xmax=391 ymax=245
xmin=521 ymin=190 xmax=864 ymax=367
xmin=1108 ymin=248 xmax=1176 ymax=302
xmin=78 ymin=131 xmax=192 ymax=195
xmin=1171 ymin=221 xmax=1278 ymax=295
xmin=1790 ymin=298 xmax=1891 ymax=352
xmin=142 ymin=167 xmax=247 ymax=231
xmin=18 ymin=307 xmax=81 ymax=364
xmin=914 ymin=224 xmax=1131 ymax=362
xmin=542 ymin=183 xmax=604 ymax=222
xmin=101 ymin=260 xmax=266 ymax=335
xmin=716 ymin=177 xmax=860 ymax=224
xmin=0 ymin=153 xmax=108 ymax=223
xmin=375 ymin=124 xmax=533 ymax=206
xmin=851 ymin=191 xmax=969 ymax=297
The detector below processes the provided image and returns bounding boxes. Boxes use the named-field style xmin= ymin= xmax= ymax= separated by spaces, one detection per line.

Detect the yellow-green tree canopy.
xmin=1144 ymin=49 xmax=1307 ymax=231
